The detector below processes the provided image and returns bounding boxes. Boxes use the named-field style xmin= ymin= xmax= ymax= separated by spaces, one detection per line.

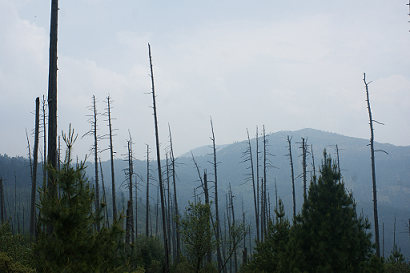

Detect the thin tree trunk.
xmin=210 ymin=117 xmax=223 ymax=271
xmin=30 ymin=97 xmax=40 ymax=237
xmin=99 ymin=158 xmax=109 ymax=228
xmin=364 ymin=73 xmax=380 ymax=257
xmin=301 ymin=137 xmax=307 ymax=203
xmin=106 ymin=95 xmax=117 ymax=221
xmin=145 ymin=144 xmax=150 ymax=237
xmin=245 ymin=129 xmax=259 ymax=243
xmin=148 ymin=43 xmax=170 ymax=272
xmin=127 ymin=135 xmax=134 ymax=244
xmin=135 ymin=176 xmax=138 ymax=240
xmin=169 ymin=125 xmax=180 ymax=263
xmin=255 ymin=126 xmax=260 ymax=242
xmin=287 ymin=136 xmax=296 ymax=219
xmin=92 ymin=96 xmax=100 ymax=232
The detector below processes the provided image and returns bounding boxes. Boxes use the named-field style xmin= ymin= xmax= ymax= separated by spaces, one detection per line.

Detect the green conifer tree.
xmin=32 ymin=126 xmax=127 ymax=272
xmin=248 ymin=198 xmax=290 ymax=273
xmin=290 ymin=150 xmax=373 ymax=273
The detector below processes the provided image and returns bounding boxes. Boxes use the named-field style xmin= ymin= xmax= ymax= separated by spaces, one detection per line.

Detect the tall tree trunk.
xmin=148 ymin=43 xmax=170 ymax=272
xmin=46 ymin=0 xmax=58 ymax=233
xmin=286 ymin=136 xmax=296 ymax=219
xmin=255 ymin=126 xmax=260 ymax=242
xmin=106 ymin=95 xmax=117 ymax=221
xmin=245 ymin=129 xmax=259 ymax=243
xmin=168 ymin=125 xmax=180 ymax=263
xmin=135 ymin=176 xmax=138 ymax=240
xmin=210 ymin=117 xmax=223 ymax=271
xmin=127 ymin=135 xmax=134 ymax=244
xmin=99 ymin=158 xmax=109 ymax=228
xmin=30 ymin=97 xmax=40 ymax=237
xmin=364 ymin=73 xmax=380 ymax=257
xmin=92 ymin=96 xmax=100 ymax=232
xmin=301 ymin=137 xmax=307 ymax=203
xmin=204 ymin=171 xmax=212 ymax=264
xmin=42 ymin=95 xmax=47 ymax=185
xmin=145 ymin=144 xmax=150 ymax=237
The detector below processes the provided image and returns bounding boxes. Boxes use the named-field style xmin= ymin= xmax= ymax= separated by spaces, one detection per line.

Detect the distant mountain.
xmin=1 ymin=128 xmax=410 ymax=258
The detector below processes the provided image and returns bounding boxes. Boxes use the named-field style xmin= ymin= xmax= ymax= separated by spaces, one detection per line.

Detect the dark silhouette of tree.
xmin=30 ymin=97 xmax=40 ymax=237
xmin=105 ymin=95 xmax=117 ymax=221
xmin=46 ymin=0 xmax=58 ymax=233
xmin=290 ymin=150 xmax=373 ymax=272
xmin=242 ymin=129 xmax=259 ymax=243
xmin=148 ymin=43 xmax=169 ymax=272
xmin=286 ymin=135 xmax=296 ymax=219
xmin=83 ymin=95 xmax=102 ymax=232
xmin=210 ymin=117 xmax=223 ymax=271
xmin=364 ymin=73 xmax=381 ymax=257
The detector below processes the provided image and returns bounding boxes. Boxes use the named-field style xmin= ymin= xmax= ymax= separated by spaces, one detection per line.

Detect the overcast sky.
xmin=1 ymin=0 xmax=409 ymax=161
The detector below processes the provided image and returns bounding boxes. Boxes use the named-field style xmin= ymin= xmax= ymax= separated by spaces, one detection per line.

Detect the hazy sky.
xmin=1 ymin=0 xmax=409 ymax=161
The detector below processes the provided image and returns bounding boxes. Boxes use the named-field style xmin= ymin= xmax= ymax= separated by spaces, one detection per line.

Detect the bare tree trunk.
xmin=311 ymin=144 xmax=316 ymax=181
xmin=255 ymin=126 xmax=260 ymax=242
xmin=106 ymin=95 xmax=117 ymax=221
xmin=127 ymin=135 xmax=134 ymax=244
xmin=169 ymin=125 xmax=180 ymax=263
xmin=210 ymin=117 xmax=223 ymax=271
xmin=30 ymin=97 xmax=40 ymax=237
xmin=135 ymin=176 xmax=138 ymax=240
xmin=46 ymin=0 xmax=58 ymax=235
xmin=301 ymin=137 xmax=307 ymax=203
xmin=145 ymin=144 xmax=150 ymax=237
xmin=148 ymin=43 xmax=170 ymax=272
xmin=42 ymin=95 xmax=47 ymax=185
xmin=245 ymin=129 xmax=259 ymax=242
xmin=99 ymin=158 xmax=109 ymax=228
xmin=92 ymin=96 xmax=100 ymax=232
xmin=204 ymin=171 xmax=212 ymax=264
xmin=364 ymin=73 xmax=380 ymax=257
xmin=286 ymin=136 xmax=296 ymax=219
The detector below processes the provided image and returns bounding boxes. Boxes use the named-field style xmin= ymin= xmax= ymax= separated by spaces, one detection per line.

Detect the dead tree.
xmin=126 ymin=133 xmax=134 ymax=245
xmin=168 ymin=124 xmax=180 ymax=263
xmin=99 ymin=158 xmax=109 ymax=227
xmin=148 ymin=43 xmax=170 ymax=272
xmin=83 ymin=95 xmax=101 ymax=232
xmin=145 ymin=144 xmax=151 ymax=237
xmin=41 ymin=95 xmax=47 ymax=184
xmin=255 ymin=126 xmax=260 ymax=242
xmin=286 ymin=136 xmax=296 ymax=219
xmin=299 ymin=137 xmax=308 ymax=203
xmin=210 ymin=117 xmax=223 ymax=271
xmin=311 ymin=144 xmax=316 ymax=181
xmin=242 ymin=129 xmax=259 ymax=242
xmin=106 ymin=95 xmax=117 ymax=221
xmin=364 ymin=73 xmax=380 ymax=257
xmin=46 ymin=0 xmax=59 ymax=228
xmin=30 ymin=97 xmax=40 ymax=237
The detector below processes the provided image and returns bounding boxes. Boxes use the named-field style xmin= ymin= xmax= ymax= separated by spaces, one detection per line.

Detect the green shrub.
xmin=0 ymin=252 xmax=36 ymax=273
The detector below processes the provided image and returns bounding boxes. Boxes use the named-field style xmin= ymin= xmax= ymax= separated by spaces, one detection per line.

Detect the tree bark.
xmin=30 ymin=97 xmax=40 ymax=237
xmin=106 ymin=96 xmax=117 ymax=221
xmin=148 ymin=43 xmax=170 ymax=272
xmin=46 ymin=0 xmax=58 ymax=228
xmin=287 ymin=136 xmax=296 ymax=219
xmin=364 ymin=73 xmax=380 ymax=257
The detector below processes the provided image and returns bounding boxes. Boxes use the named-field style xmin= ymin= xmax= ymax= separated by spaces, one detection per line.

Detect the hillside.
xmin=1 ymin=128 xmax=410 ymax=258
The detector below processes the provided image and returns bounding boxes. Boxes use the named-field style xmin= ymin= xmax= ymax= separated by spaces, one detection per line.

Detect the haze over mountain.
xmin=1 ymin=128 xmax=410 ymax=257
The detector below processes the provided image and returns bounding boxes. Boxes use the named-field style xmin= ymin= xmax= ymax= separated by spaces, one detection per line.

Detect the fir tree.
xmin=32 ymin=126 xmax=127 ymax=272
xmin=290 ymin=149 xmax=373 ymax=273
